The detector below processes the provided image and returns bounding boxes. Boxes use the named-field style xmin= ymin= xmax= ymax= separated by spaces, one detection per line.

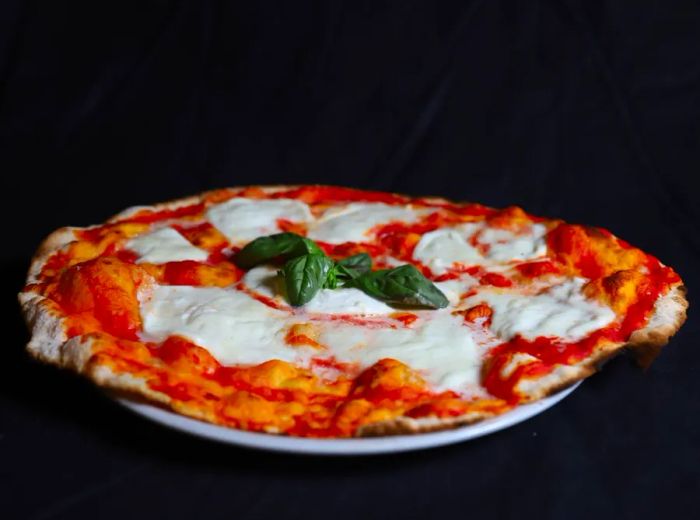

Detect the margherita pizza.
xmin=19 ymin=185 xmax=687 ymax=437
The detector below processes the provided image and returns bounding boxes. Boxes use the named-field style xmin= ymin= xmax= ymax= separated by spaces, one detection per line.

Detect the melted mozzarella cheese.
xmin=242 ymin=266 xmax=284 ymax=300
xmin=434 ymin=275 xmax=479 ymax=305
xmin=139 ymin=285 xmax=296 ymax=365
xmin=206 ymin=198 xmax=312 ymax=244
xmin=466 ymin=279 xmax=616 ymax=342
xmin=412 ymin=226 xmax=482 ymax=273
xmin=479 ymin=224 xmax=547 ymax=262
xmin=413 ymin=222 xmax=547 ymax=273
xmin=136 ymin=198 xmax=613 ymax=397
xmin=125 ymin=227 xmax=209 ymax=264
xmin=307 ymin=203 xmax=424 ymax=244
xmin=138 ymin=283 xmax=484 ymax=394
xmin=317 ymin=312 xmax=485 ymax=393
xmin=303 ymin=288 xmax=395 ymax=315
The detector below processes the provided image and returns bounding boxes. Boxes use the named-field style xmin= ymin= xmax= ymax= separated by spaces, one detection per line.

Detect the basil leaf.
xmin=336 ymin=253 xmax=372 ymax=280
xmin=281 ymin=253 xmax=335 ymax=306
xmin=234 ymin=233 xmax=323 ymax=269
xmin=349 ymin=264 xmax=449 ymax=309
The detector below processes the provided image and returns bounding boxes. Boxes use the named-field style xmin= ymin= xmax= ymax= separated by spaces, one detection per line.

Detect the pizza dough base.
xmin=19 ymin=186 xmax=689 ymax=437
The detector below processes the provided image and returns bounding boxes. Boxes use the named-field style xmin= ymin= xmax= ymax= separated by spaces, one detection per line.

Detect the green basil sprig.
xmin=233 ymin=232 xmax=323 ymax=269
xmin=234 ymin=232 xmax=447 ymax=309
xmin=319 ymin=253 xmax=371 ymax=290
xmin=281 ymin=253 xmax=335 ymax=306
xmin=336 ymin=253 xmax=372 ymax=280
xmin=347 ymin=264 xmax=449 ymax=309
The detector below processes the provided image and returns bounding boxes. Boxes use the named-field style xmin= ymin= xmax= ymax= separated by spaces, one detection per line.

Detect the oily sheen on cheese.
xmin=25 ymin=184 xmax=685 ymax=438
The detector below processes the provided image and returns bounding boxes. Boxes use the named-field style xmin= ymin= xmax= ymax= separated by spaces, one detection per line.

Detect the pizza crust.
xmin=19 ymin=292 xmax=68 ymax=364
xmin=19 ymin=291 xmax=176 ymax=405
xmin=26 ymin=227 xmax=79 ymax=283
xmin=19 ymin=186 xmax=689 ymax=438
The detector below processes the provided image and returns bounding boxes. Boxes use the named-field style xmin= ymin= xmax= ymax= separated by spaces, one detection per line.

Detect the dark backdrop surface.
xmin=1 ymin=1 xmax=699 ymax=519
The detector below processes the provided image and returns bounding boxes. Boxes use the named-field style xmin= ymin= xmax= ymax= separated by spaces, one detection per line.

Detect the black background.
xmin=1 ymin=1 xmax=699 ymax=519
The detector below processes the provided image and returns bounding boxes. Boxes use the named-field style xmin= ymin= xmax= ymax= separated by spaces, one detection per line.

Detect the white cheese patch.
xmin=479 ymin=224 xmax=548 ymax=262
xmin=317 ymin=312 xmax=485 ymax=393
xmin=125 ymin=227 xmax=209 ymax=264
xmin=434 ymin=275 xmax=480 ymax=305
xmin=241 ymin=266 xmax=284 ymax=300
xmin=303 ymin=288 xmax=395 ymax=315
xmin=465 ymin=278 xmax=616 ymax=342
xmin=379 ymin=256 xmax=410 ymax=268
xmin=206 ymin=198 xmax=313 ymax=244
xmin=139 ymin=285 xmax=296 ymax=365
xmin=138 ymin=283 xmax=485 ymax=394
xmin=413 ymin=226 xmax=482 ymax=274
xmin=413 ymin=222 xmax=548 ymax=273
xmin=307 ymin=203 xmax=424 ymax=244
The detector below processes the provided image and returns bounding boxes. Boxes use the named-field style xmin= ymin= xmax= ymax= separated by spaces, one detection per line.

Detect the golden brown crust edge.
xmin=19 ymin=186 xmax=689 ymax=438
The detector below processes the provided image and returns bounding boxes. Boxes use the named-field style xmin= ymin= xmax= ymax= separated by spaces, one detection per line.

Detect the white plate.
xmin=115 ymin=381 xmax=580 ymax=455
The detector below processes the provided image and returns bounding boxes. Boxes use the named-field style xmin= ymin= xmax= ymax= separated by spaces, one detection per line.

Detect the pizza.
xmin=19 ymin=185 xmax=687 ymax=437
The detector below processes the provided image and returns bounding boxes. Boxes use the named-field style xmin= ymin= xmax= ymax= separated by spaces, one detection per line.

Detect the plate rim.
xmin=114 ymin=381 xmax=581 ymax=455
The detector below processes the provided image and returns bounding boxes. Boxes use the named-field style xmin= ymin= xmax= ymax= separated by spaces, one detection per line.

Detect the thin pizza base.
xmin=19 ymin=186 xmax=689 ymax=437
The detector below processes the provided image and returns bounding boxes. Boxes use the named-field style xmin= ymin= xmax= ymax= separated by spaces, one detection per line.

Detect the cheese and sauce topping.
xmin=139 ymin=283 xmax=485 ymax=394
xmin=463 ymin=278 xmax=616 ymax=342
xmin=307 ymin=202 xmax=425 ymax=244
xmin=206 ymin=197 xmax=313 ymax=243
xmin=413 ymin=222 xmax=548 ymax=274
xmin=126 ymin=227 xmax=209 ymax=264
xmin=32 ymin=185 xmax=681 ymax=437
